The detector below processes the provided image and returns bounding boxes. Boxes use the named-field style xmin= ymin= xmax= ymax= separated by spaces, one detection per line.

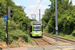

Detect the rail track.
xmin=33 ymin=38 xmax=62 ymax=50
xmin=33 ymin=38 xmax=52 ymax=50
xmin=32 ymin=32 xmax=75 ymax=50
xmin=43 ymin=32 xmax=75 ymax=44
xmin=33 ymin=38 xmax=45 ymax=50
xmin=33 ymin=38 xmax=52 ymax=46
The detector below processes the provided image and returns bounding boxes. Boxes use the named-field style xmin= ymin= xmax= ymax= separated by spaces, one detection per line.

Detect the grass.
xmin=58 ymin=32 xmax=75 ymax=39
xmin=46 ymin=32 xmax=75 ymax=39
xmin=44 ymin=28 xmax=75 ymax=39
xmin=8 ymin=29 xmax=28 ymax=43
xmin=8 ymin=29 xmax=34 ymax=46
xmin=11 ymin=40 xmax=20 ymax=47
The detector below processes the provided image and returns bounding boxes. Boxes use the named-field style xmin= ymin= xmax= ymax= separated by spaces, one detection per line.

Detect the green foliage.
xmin=72 ymin=30 xmax=75 ymax=36
xmin=58 ymin=32 xmax=75 ymax=39
xmin=0 ymin=18 xmax=6 ymax=41
xmin=42 ymin=0 xmax=75 ymax=38
xmin=8 ymin=29 xmax=28 ymax=44
xmin=0 ymin=0 xmax=30 ymax=31
xmin=0 ymin=17 xmax=32 ymax=44
xmin=0 ymin=0 xmax=7 ymax=16
xmin=0 ymin=0 xmax=31 ymax=44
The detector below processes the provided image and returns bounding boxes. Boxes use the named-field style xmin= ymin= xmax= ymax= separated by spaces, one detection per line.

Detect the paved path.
xmin=3 ymin=46 xmax=75 ymax=50
xmin=3 ymin=47 xmax=27 ymax=50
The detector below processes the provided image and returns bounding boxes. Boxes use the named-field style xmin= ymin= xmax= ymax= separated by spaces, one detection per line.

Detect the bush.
xmin=72 ymin=30 xmax=75 ymax=36
xmin=0 ymin=18 xmax=30 ymax=44
xmin=8 ymin=29 xmax=28 ymax=44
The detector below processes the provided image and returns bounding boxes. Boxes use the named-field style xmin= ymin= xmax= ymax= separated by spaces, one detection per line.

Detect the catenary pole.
xmin=55 ymin=0 xmax=58 ymax=42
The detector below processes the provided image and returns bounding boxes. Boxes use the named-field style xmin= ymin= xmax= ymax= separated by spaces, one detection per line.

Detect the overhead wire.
xmin=31 ymin=0 xmax=42 ymax=19
xmin=33 ymin=0 xmax=42 ymax=14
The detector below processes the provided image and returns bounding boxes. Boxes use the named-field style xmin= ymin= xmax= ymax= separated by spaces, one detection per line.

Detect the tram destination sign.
xmin=33 ymin=22 xmax=41 ymax=25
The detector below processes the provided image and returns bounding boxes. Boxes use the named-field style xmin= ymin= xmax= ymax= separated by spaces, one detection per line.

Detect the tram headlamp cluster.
xmin=33 ymin=33 xmax=35 ymax=34
xmin=39 ymin=32 xmax=41 ymax=34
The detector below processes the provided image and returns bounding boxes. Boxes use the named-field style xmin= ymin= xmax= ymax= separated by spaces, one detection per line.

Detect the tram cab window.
xmin=33 ymin=25 xmax=41 ymax=31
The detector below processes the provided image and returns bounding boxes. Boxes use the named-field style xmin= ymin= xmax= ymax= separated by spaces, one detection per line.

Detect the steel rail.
xmin=41 ymin=38 xmax=63 ymax=50
xmin=41 ymin=38 xmax=52 ymax=45
xmin=33 ymin=38 xmax=63 ymax=50
xmin=33 ymin=38 xmax=45 ymax=50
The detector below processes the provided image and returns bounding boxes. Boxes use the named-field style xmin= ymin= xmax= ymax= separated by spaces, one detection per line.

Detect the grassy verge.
xmin=44 ymin=29 xmax=75 ymax=39
xmin=50 ymin=33 xmax=75 ymax=39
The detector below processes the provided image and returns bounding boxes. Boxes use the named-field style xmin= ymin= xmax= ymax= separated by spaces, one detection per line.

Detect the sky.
xmin=12 ymin=0 xmax=75 ymax=21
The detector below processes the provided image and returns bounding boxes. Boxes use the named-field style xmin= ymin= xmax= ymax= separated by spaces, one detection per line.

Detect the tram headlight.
xmin=33 ymin=33 xmax=35 ymax=34
xmin=39 ymin=32 xmax=41 ymax=34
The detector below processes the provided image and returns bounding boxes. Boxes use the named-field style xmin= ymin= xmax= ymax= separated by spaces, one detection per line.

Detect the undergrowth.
xmin=0 ymin=17 xmax=34 ymax=46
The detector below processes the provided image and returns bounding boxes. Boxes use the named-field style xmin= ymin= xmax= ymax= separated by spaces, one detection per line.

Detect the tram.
xmin=29 ymin=21 xmax=43 ymax=37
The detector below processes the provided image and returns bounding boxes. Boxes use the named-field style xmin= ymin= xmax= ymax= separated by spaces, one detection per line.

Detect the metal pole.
xmin=6 ymin=0 xmax=8 ymax=45
xmin=31 ymin=14 xmax=33 ymax=19
xmin=39 ymin=9 xmax=40 ymax=21
xmin=35 ymin=15 xmax=36 ymax=20
xmin=55 ymin=0 xmax=58 ymax=42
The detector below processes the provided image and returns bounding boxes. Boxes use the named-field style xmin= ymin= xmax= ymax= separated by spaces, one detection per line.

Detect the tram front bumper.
xmin=32 ymin=34 xmax=42 ymax=37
